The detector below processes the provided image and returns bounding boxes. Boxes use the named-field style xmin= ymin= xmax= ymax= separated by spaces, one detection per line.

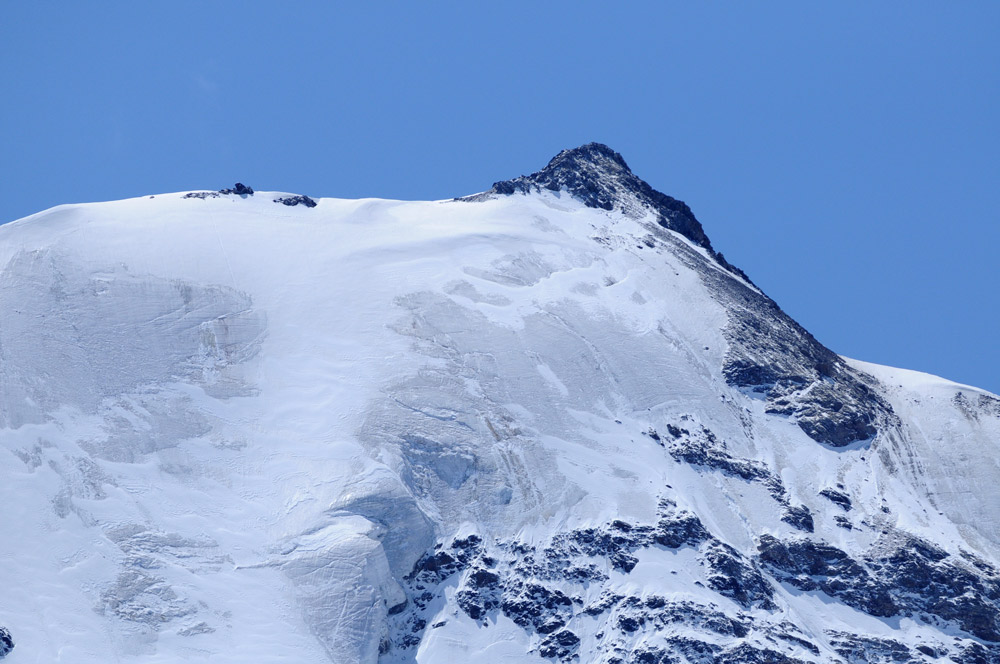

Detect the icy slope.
xmin=1 ymin=146 xmax=999 ymax=664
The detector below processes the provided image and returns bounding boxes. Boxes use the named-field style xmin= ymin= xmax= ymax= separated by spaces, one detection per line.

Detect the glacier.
xmin=1 ymin=144 xmax=999 ymax=663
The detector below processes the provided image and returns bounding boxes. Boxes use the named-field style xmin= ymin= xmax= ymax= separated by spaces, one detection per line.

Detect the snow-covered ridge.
xmin=461 ymin=143 xmax=743 ymax=278
xmin=1 ymin=146 xmax=999 ymax=663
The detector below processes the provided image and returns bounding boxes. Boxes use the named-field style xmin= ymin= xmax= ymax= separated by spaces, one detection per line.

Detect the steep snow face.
xmin=0 ymin=150 xmax=998 ymax=664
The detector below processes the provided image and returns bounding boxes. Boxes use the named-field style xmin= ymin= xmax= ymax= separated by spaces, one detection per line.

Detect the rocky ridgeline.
xmin=182 ymin=184 xmax=317 ymax=207
xmin=273 ymin=194 xmax=316 ymax=207
xmin=381 ymin=411 xmax=1000 ymax=664
xmin=183 ymin=182 xmax=255 ymax=199
xmin=760 ymin=532 xmax=1000 ymax=643
xmin=477 ymin=143 xmax=895 ymax=449
xmin=388 ymin=498 xmax=796 ymax=663
xmin=479 ymin=143 xmax=716 ymax=259
xmin=388 ymin=516 xmax=1000 ymax=663
xmin=686 ymin=242 xmax=894 ymax=449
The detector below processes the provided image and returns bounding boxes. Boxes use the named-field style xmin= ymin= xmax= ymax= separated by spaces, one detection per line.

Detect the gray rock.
xmin=0 ymin=627 xmax=12 ymax=658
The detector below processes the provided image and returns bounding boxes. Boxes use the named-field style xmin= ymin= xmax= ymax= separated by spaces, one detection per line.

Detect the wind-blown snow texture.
xmin=1 ymin=144 xmax=999 ymax=663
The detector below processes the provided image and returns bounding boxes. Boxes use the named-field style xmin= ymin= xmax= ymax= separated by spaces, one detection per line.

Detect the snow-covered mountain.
xmin=2 ymin=144 xmax=999 ymax=664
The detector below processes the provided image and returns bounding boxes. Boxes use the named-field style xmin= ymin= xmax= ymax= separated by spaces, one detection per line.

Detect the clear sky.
xmin=2 ymin=2 xmax=998 ymax=394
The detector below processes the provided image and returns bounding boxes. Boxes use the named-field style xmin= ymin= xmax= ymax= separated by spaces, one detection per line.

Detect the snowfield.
xmin=2 ymin=146 xmax=999 ymax=663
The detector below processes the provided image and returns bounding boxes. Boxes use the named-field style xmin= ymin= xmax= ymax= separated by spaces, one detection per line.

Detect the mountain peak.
xmin=485 ymin=143 xmax=716 ymax=256
xmin=542 ymin=142 xmax=633 ymax=178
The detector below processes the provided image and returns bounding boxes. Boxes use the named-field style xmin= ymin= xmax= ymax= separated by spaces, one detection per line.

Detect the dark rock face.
xmin=538 ymin=629 xmax=580 ymax=660
xmin=596 ymin=598 xmax=779 ymax=664
xmin=819 ymin=487 xmax=853 ymax=510
xmin=473 ymin=143 xmax=723 ymax=266
xmin=652 ymin=510 xmax=712 ymax=549
xmin=610 ymin=598 xmax=750 ymax=638
xmin=455 ymin=566 xmax=501 ymax=620
xmin=392 ymin=513 xmax=1000 ymax=661
xmin=757 ymin=535 xmax=897 ymax=617
xmin=221 ymin=182 xmax=254 ymax=196
xmin=715 ymin=643 xmax=809 ymax=664
xmin=691 ymin=246 xmax=894 ymax=447
xmin=661 ymin=423 xmax=815 ymax=532
xmin=954 ymin=642 xmax=1000 ymax=664
xmin=780 ymin=505 xmax=815 ymax=533
xmin=866 ymin=536 xmax=1000 ymax=642
xmin=389 ymin=499 xmax=789 ymax=662
xmin=702 ymin=541 xmax=776 ymax=610
xmin=273 ymin=194 xmax=317 ymax=207
xmin=759 ymin=532 xmax=1000 ymax=643
xmin=407 ymin=533 xmax=483 ymax=588
xmin=666 ymin=426 xmax=777 ymax=488
xmin=0 ymin=627 xmax=12 ymax=658
xmin=501 ymin=580 xmax=575 ymax=634
xmin=827 ymin=633 xmax=919 ymax=664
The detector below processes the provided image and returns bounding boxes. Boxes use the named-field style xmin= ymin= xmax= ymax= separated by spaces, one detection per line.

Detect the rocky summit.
xmin=1 ymin=145 xmax=999 ymax=663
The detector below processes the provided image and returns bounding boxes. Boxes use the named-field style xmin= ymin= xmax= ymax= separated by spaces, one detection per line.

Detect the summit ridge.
xmin=487 ymin=143 xmax=712 ymax=250
xmin=473 ymin=143 xmax=751 ymax=280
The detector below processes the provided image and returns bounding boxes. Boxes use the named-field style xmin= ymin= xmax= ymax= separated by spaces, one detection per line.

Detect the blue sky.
xmin=2 ymin=2 xmax=998 ymax=394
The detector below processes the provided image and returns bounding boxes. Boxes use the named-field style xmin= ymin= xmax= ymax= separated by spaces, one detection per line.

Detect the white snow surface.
xmin=0 ymin=189 xmax=998 ymax=663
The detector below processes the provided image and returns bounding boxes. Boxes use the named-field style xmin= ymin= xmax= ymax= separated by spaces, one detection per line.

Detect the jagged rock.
xmin=184 ymin=182 xmax=255 ymax=199
xmin=953 ymin=641 xmax=1000 ymax=664
xmin=626 ymin=645 xmax=680 ymax=663
xmin=456 ymin=566 xmax=501 ymax=621
xmin=666 ymin=636 xmax=722 ymax=663
xmin=273 ymin=194 xmax=317 ymax=207
xmin=568 ymin=524 xmax=645 ymax=572
xmin=650 ymin=600 xmax=750 ymax=637
xmin=678 ymin=234 xmax=896 ymax=449
xmin=865 ymin=534 xmax=1000 ymax=642
xmin=538 ymin=629 xmax=580 ymax=660
xmin=479 ymin=143 xmax=716 ymax=259
xmin=702 ymin=541 xmax=776 ymax=610
xmin=0 ymin=627 xmax=12 ymax=658
xmin=781 ymin=505 xmax=815 ymax=533
xmin=393 ymin=509 xmax=773 ymax=660
xmin=654 ymin=510 xmax=712 ymax=548
xmin=407 ymin=548 xmax=462 ymax=586
xmin=827 ymin=632 xmax=919 ymax=664
xmin=772 ymin=626 xmax=820 ymax=655
xmin=665 ymin=427 xmax=786 ymax=501
xmin=583 ymin=591 xmax=625 ymax=616
xmin=759 ymin=531 xmax=1000 ymax=643
xmin=819 ymin=487 xmax=853 ymax=511
xmin=220 ymin=183 xmax=254 ymax=196
xmin=709 ymin=261 xmax=893 ymax=448
xmin=501 ymin=580 xmax=574 ymax=634
xmin=715 ymin=643 xmax=808 ymax=664
xmin=757 ymin=535 xmax=897 ymax=617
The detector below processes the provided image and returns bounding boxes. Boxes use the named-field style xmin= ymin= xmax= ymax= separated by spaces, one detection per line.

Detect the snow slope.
xmin=1 ymin=146 xmax=999 ymax=663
